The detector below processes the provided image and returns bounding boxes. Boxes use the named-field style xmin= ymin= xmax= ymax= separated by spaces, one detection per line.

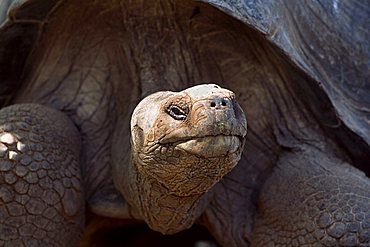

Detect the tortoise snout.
xmin=209 ymin=96 xmax=232 ymax=110
xmin=211 ymin=97 xmax=235 ymax=130
xmin=184 ymin=84 xmax=247 ymax=137
xmin=206 ymin=95 xmax=237 ymax=122
xmin=192 ymin=94 xmax=245 ymax=136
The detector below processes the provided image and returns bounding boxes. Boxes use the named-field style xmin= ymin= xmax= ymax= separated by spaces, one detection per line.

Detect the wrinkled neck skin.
xmin=115 ymin=148 xmax=215 ymax=234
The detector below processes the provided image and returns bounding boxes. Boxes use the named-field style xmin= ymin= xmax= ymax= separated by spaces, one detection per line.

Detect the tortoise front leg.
xmin=0 ymin=104 xmax=84 ymax=246
xmin=251 ymin=145 xmax=370 ymax=246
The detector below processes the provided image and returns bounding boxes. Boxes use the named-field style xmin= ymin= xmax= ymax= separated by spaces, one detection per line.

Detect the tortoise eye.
xmin=167 ymin=105 xmax=187 ymax=120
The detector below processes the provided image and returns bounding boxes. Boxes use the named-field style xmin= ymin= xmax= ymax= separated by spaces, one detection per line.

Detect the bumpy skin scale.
xmin=0 ymin=104 xmax=84 ymax=246
xmin=252 ymin=146 xmax=370 ymax=246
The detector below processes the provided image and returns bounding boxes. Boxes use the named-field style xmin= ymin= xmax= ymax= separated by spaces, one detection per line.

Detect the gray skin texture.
xmin=0 ymin=0 xmax=370 ymax=247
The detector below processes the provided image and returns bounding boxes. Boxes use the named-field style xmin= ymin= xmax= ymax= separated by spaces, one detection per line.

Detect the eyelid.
xmin=167 ymin=105 xmax=187 ymax=120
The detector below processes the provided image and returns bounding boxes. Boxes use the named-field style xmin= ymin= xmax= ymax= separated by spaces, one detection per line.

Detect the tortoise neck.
xmin=118 ymin=157 xmax=213 ymax=234
xmin=138 ymin=175 xmax=213 ymax=234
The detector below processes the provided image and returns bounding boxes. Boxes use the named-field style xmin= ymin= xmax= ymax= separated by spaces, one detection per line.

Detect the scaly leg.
xmin=251 ymin=145 xmax=370 ymax=246
xmin=0 ymin=104 xmax=84 ymax=246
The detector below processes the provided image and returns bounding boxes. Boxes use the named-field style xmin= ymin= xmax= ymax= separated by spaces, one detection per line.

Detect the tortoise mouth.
xmin=160 ymin=133 xmax=244 ymax=145
xmin=174 ymin=134 xmax=244 ymax=158
xmin=159 ymin=132 xmax=245 ymax=144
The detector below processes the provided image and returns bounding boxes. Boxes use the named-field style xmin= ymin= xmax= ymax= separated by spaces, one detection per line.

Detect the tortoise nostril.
xmin=210 ymin=97 xmax=229 ymax=109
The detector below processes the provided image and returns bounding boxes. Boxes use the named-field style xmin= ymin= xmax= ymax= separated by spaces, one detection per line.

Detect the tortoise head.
xmin=130 ymin=84 xmax=247 ymax=196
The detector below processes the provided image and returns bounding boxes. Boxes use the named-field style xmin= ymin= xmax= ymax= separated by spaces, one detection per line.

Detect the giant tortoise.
xmin=0 ymin=0 xmax=369 ymax=246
